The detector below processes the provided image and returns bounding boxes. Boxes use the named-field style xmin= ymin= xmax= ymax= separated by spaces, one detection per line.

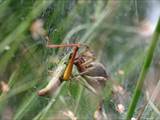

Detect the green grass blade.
xmin=13 ymin=94 xmax=37 ymax=120
xmin=0 ymin=0 xmax=51 ymax=54
xmin=126 ymin=17 xmax=160 ymax=120
xmin=33 ymin=82 xmax=65 ymax=120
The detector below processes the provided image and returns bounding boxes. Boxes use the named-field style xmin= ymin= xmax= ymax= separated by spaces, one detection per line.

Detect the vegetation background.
xmin=0 ymin=0 xmax=160 ymax=120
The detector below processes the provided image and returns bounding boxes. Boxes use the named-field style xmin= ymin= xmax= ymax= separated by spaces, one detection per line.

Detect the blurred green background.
xmin=0 ymin=0 xmax=160 ymax=120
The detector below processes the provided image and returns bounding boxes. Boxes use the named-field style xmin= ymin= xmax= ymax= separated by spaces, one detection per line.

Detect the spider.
xmin=38 ymin=36 xmax=109 ymax=96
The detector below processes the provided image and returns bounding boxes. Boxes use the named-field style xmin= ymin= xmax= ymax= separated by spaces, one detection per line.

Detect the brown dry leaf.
xmin=131 ymin=117 xmax=137 ymax=120
xmin=115 ymin=103 xmax=125 ymax=113
xmin=0 ymin=81 xmax=10 ymax=93
xmin=1 ymin=106 xmax=13 ymax=120
xmin=63 ymin=110 xmax=77 ymax=120
xmin=30 ymin=19 xmax=46 ymax=40
xmin=93 ymin=100 xmax=108 ymax=120
xmin=117 ymin=69 xmax=125 ymax=75
xmin=113 ymin=84 xmax=125 ymax=95
xmin=138 ymin=19 xmax=154 ymax=37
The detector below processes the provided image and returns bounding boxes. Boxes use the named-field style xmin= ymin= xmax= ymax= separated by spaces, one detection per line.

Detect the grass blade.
xmin=126 ymin=17 xmax=160 ymax=120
